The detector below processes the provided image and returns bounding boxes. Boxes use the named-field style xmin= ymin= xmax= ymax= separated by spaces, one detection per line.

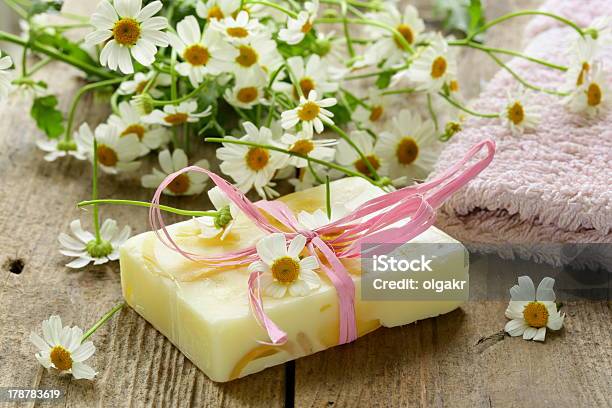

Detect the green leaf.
xmin=31 ymin=95 xmax=65 ymax=138
xmin=467 ymin=0 xmax=486 ymax=39
xmin=375 ymin=72 xmax=392 ymax=89
xmin=35 ymin=32 xmax=97 ymax=68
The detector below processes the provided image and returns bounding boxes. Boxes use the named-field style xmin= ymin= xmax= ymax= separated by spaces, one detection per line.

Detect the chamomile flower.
xmin=504 ymin=276 xmax=565 ymax=342
xmin=118 ymin=71 xmax=171 ymax=98
xmin=141 ymin=149 xmax=210 ymax=196
xmin=224 ymin=68 xmax=267 ymax=109
xmin=145 ymin=100 xmax=212 ymax=127
xmin=563 ymin=37 xmax=598 ymax=90
xmin=249 ymin=233 xmax=321 ymax=298
xmin=168 ymin=15 xmax=238 ymax=87
xmin=58 ymin=219 xmax=131 ymax=268
xmin=29 ymin=316 xmax=96 ymax=379
xmin=36 ymin=134 xmax=87 ymax=162
xmin=280 ymin=131 xmax=336 ymax=168
xmin=375 ymin=111 xmax=437 ymax=183
xmin=278 ymin=0 xmax=319 ymax=45
xmin=75 ymin=123 xmax=141 ymax=174
xmin=212 ymin=10 xmax=264 ymax=42
xmin=196 ymin=186 xmax=240 ymax=239
xmin=85 ymin=0 xmax=169 ymax=74
xmin=362 ymin=5 xmax=425 ymax=67
xmin=108 ymin=101 xmax=169 ymax=155
xmin=274 ymin=54 xmax=339 ymax=100
xmin=335 ymin=130 xmax=381 ymax=178
xmin=196 ymin=0 xmax=241 ymax=21
xmin=500 ymin=90 xmax=540 ymax=135
xmin=216 ymin=122 xmax=287 ymax=198
xmin=0 ymin=51 xmax=14 ymax=101
xmin=352 ymin=90 xmax=393 ymax=130
xmin=230 ymin=35 xmax=282 ymax=74
xmin=564 ymin=63 xmax=611 ymax=117
xmin=297 ymin=205 xmax=349 ymax=230
xmin=408 ymin=34 xmax=458 ymax=92
xmin=281 ymin=90 xmax=336 ymax=137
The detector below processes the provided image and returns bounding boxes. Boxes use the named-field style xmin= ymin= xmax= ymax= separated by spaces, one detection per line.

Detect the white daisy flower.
xmin=564 ymin=62 xmax=611 ymax=117
xmin=58 ymin=219 xmax=131 ymax=268
xmin=217 ymin=121 xmax=287 ymax=198
xmin=85 ymin=0 xmax=169 ymax=74
xmin=196 ymin=0 xmax=241 ymax=21
xmin=195 ymin=186 xmax=240 ymax=239
xmin=280 ymin=90 xmax=336 ymax=137
xmin=29 ymin=315 xmax=96 ymax=380
xmin=274 ymin=54 xmax=339 ymax=100
xmin=280 ymin=131 xmax=336 ymax=168
xmin=278 ymin=0 xmax=318 ymax=45
xmin=352 ymin=89 xmax=393 ymax=130
xmin=75 ymin=123 xmax=141 ymax=174
xmin=361 ymin=5 xmax=424 ymax=67
xmin=249 ymin=233 xmax=321 ymax=298
xmin=230 ymin=35 xmax=282 ymax=74
xmin=335 ymin=130 xmax=381 ymax=178
xmin=375 ymin=110 xmax=438 ymax=183
xmin=297 ymin=205 xmax=349 ymax=230
xmin=168 ymin=15 xmax=238 ymax=87
xmin=563 ymin=37 xmax=598 ymax=90
xmin=0 ymin=51 xmax=14 ymax=101
xmin=408 ymin=34 xmax=458 ymax=92
xmin=108 ymin=101 xmax=169 ymax=155
xmin=504 ymin=276 xmax=565 ymax=342
xmin=118 ymin=71 xmax=171 ymax=98
xmin=141 ymin=149 xmax=210 ymax=196
xmin=224 ymin=68 xmax=267 ymax=109
xmin=36 ymin=135 xmax=87 ymax=162
xmin=212 ymin=10 xmax=265 ymax=43
xmin=500 ymin=90 xmax=540 ymax=135
xmin=145 ymin=100 xmax=212 ymax=127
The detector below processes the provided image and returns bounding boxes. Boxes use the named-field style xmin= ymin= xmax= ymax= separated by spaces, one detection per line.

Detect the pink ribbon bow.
xmin=149 ymin=140 xmax=495 ymax=346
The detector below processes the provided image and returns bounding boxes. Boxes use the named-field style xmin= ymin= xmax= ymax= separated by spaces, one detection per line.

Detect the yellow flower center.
xmin=235 ymin=45 xmax=258 ymax=67
xmin=294 ymin=77 xmax=315 ymax=100
xmin=237 ymin=87 xmax=259 ymax=103
xmin=245 ymin=147 xmax=269 ymax=171
xmin=167 ymin=173 xmax=190 ymax=194
xmin=587 ymin=83 xmax=602 ymax=106
xmin=164 ymin=112 xmax=189 ymax=126
xmin=271 ymin=256 xmax=300 ymax=283
xmin=207 ymin=5 xmax=224 ymax=20
xmin=354 ymin=154 xmax=380 ymax=177
xmin=112 ymin=18 xmax=141 ymax=46
xmin=289 ymin=139 xmax=315 ymax=155
xmin=297 ymin=101 xmax=320 ymax=121
xmin=369 ymin=105 xmax=383 ymax=122
xmin=50 ymin=346 xmax=72 ymax=371
xmin=507 ymin=101 xmax=525 ymax=125
xmin=395 ymin=137 xmax=419 ymax=165
xmin=121 ymin=124 xmax=145 ymax=141
xmin=576 ymin=62 xmax=590 ymax=86
xmin=97 ymin=145 xmax=118 ymax=167
xmin=523 ymin=301 xmax=549 ymax=328
xmin=227 ymin=27 xmax=249 ymax=38
xmin=394 ymin=24 xmax=414 ymax=49
xmin=183 ymin=44 xmax=210 ymax=66
xmin=301 ymin=20 xmax=313 ymax=34
xmin=431 ymin=56 xmax=447 ymax=79
xmin=449 ymin=79 xmax=459 ymax=92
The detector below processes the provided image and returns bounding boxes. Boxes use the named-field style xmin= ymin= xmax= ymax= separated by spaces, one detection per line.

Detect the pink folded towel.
xmin=430 ymin=0 xmax=612 ymax=266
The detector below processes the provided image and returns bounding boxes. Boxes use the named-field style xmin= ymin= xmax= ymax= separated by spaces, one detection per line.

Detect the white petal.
xmin=172 ymin=148 xmax=188 ymax=169
xmin=288 ymin=279 xmax=310 ymax=296
xmin=71 ymin=362 xmax=97 ymax=380
xmin=70 ymin=220 xmax=94 ymax=243
xmin=58 ymin=233 xmax=87 ymax=251
xmin=158 ymin=149 xmax=174 ymax=173
xmin=533 ymin=327 xmax=546 ymax=342
xmin=522 ymin=326 xmax=537 ymax=340
xmin=72 ymin=341 xmax=95 ymax=362
xmin=300 ymin=268 xmax=320 ymax=288
xmin=287 ymin=234 xmax=306 ymax=258
xmin=510 ymin=276 xmax=535 ymax=301
xmin=100 ymin=219 xmax=118 ymax=242
xmin=263 ymin=281 xmax=287 ymax=298
xmin=536 ymin=277 xmax=556 ymax=302
xmin=504 ymin=319 xmax=527 ymax=337
xmin=66 ymin=257 xmax=92 ymax=269
xmin=299 ymin=256 xmax=318 ymax=271
xmin=136 ymin=0 xmax=162 ymax=21
xmin=30 ymin=332 xmax=50 ymax=351
xmin=256 ymin=233 xmax=287 ymax=264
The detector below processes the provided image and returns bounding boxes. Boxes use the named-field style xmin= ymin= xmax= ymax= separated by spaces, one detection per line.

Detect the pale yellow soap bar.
xmin=120 ymin=178 xmax=468 ymax=382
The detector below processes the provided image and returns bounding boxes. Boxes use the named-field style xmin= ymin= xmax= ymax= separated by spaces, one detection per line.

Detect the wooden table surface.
xmin=1 ymin=1 xmax=610 ymax=407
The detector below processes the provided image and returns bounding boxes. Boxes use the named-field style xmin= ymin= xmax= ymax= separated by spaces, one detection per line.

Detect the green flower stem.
xmin=469 ymin=10 xmax=583 ymax=41
xmin=325 ymin=176 xmax=331 ymax=219
xmin=78 ymin=199 xmax=219 ymax=218
xmin=205 ymin=137 xmax=386 ymax=186
xmin=329 ymin=124 xmax=380 ymax=180
xmin=316 ymin=17 xmax=414 ymax=54
xmin=438 ymin=92 xmax=500 ymax=118
xmin=28 ymin=57 xmax=52 ymax=76
xmin=283 ymin=59 xmax=303 ymax=99
xmin=3 ymin=0 xmax=27 ymax=19
xmin=485 ymin=52 xmax=569 ymax=96
xmin=381 ymin=87 xmax=415 ymax=96
xmin=344 ymin=64 xmax=409 ymax=80
xmin=81 ymin=302 xmax=125 ymax=342
xmin=320 ymin=0 xmax=383 ymax=11
xmin=92 ymin=138 xmax=101 ymax=243
xmin=340 ymin=87 xmax=368 ymax=108
xmin=307 ymin=159 xmax=325 ymax=184
xmin=450 ymin=40 xmax=568 ymax=71
xmin=246 ymin=0 xmax=298 ymax=18
xmin=150 ymin=80 xmax=208 ymax=106
xmin=0 ymin=31 xmax=116 ymax=79
xmin=340 ymin=0 xmax=356 ymax=58
xmin=64 ymin=76 xmax=126 ymax=142
xmin=427 ymin=93 xmax=439 ymax=131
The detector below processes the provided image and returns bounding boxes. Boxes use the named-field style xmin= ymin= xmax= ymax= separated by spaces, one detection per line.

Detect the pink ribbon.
xmin=149 ymin=140 xmax=495 ymax=346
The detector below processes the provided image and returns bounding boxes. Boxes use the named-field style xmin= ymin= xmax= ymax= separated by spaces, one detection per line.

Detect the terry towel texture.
xmin=429 ymin=0 xmax=611 ymax=267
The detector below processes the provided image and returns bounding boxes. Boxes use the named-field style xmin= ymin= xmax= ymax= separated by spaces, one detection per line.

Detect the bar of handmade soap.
xmin=120 ymin=178 xmax=469 ymax=382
